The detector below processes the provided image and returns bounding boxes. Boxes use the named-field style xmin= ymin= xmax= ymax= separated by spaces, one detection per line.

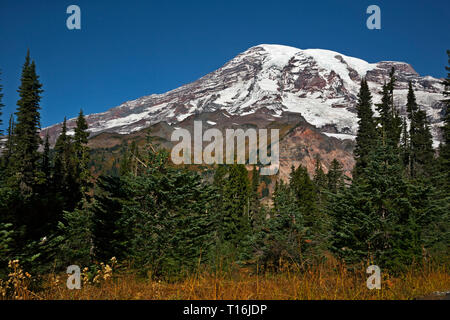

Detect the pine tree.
xmin=221 ymin=164 xmax=251 ymax=248
xmin=91 ymin=175 xmax=131 ymax=262
xmin=406 ymin=82 xmax=434 ymax=177
xmin=329 ymin=142 xmax=428 ymax=271
xmin=354 ymin=78 xmax=377 ymax=177
xmin=260 ymin=179 xmax=309 ymax=268
xmin=73 ymin=109 xmax=91 ymax=197
xmin=119 ymin=143 xmax=217 ymax=276
xmin=2 ymin=115 xmax=14 ymax=170
xmin=41 ymin=133 xmax=51 ymax=182
xmin=327 ymin=158 xmax=344 ymax=193
xmin=412 ymin=108 xmax=434 ymax=176
xmin=53 ymin=117 xmax=78 ymax=210
xmin=250 ymin=165 xmax=260 ymax=220
xmin=11 ymin=51 xmax=43 ymax=193
xmin=376 ymin=68 xmax=402 ymax=147
xmin=400 ymin=117 xmax=410 ymax=170
xmin=406 ymin=82 xmax=419 ymax=117
xmin=289 ymin=164 xmax=319 ymax=231
xmin=313 ymin=154 xmax=327 ymax=190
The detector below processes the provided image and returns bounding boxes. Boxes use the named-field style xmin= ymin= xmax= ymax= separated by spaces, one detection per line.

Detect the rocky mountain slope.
xmin=41 ymin=44 xmax=446 ymax=179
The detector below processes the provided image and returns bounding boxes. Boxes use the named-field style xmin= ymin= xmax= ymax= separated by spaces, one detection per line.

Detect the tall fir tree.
xmin=221 ymin=164 xmax=251 ymax=248
xmin=327 ymin=158 xmax=344 ymax=193
xmin=412 ymin=108 xmax=434 ymax=176
xmin=289 ymin=164 xmax=320 ymax=233
xmin=329 ymin=141 xmax=433 ymax=271
xmin=11 ymin=51 xmax=43 ymax=193
xmin=313 ymin=154 xmax=327 ymax=191
xmin=260 ymin=179 xmax=310 ymax=268
xmin=406 ymin=82 xmax=434 ymax=177
xmin=250 ymin=164 xmax=260 ymax=220
xmin=400 ymin=117 xmax=410 ymax=170
xmin=41 ymin=133 xmax=51 ymax=182
xmin=353 ymin=78 xmax=377 ymax=177
xmin=2 ymin=115 xmax=14 ymax=170
xmin=73 ymin=109 xmax=91 ymax=197
xmin=53 ymin=117 xmax=78 ymax=210
xmin=376 ymin=68 xmax=402 ymax=147
xmin=313 ymin=154 xmax=328 ymax=208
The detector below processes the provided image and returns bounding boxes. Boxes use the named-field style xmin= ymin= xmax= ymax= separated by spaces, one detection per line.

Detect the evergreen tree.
xmin=354 ymin=78 xmax=377 ymax=177
xmin=289 ymin=164 xmax=324 ymax=239
xmin=73 ymin=109 xmax=91 ymax=197
xmin=406 ymin=82 xmax=419 ymax=117
xmin=376 ymin=68 xmax=402 ymax=147
xmin=221 ymin=164 xmax=251 ymax=248
xmin=53 ymin=118 xmax=78 ymax=210
xmin=41 ymin=133 xmax=51 ymax=182
xmin=121 ymin=143 xmax=217 ymax=276
xmin=249 ymin=164 xmax=260 ymax=220
xmin=400 ymin=117 xmax=410 ymax=170
xmin=329 ymin=141 xmax=442 ymax=272
xmin=91 ymin=175 xmax=131 ymax=262
xmin=327 ymin=158 xmax=344 ymax=193
xmin=412 ymin=108 xmax=434 ymax=176
xmin=2 ymin=115 xmax=15 ymax=170
xmin=260 ymin=180 xmax=309 ymax=268
xmin=406 ymin=83 xmax=434 ymax=177
xmin=313 ymin=154 xmax=327 ymax=191
xmin=11 ymin=51 xmax=43 ymax=193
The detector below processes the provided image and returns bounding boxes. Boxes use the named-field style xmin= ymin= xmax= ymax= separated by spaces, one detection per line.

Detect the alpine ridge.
xmin=40 ymin=44 xmax=446 ymax=180
xmin=42 ymin=44 xmax=445 ymax=146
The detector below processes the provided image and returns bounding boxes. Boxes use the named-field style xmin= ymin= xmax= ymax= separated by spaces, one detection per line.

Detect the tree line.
xmin=0 ymin=51 xmax=449 ymax=281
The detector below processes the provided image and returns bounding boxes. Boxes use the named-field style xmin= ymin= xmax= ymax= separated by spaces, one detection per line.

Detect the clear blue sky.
xmin=0 ymin=0 xmax=449 ymax=130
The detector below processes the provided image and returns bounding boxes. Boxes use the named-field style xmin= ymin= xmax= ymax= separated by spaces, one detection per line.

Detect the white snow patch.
xmin=303 ymin=49 xmax=376 ymax=86
xmin=323 ymin=132 xmax=356 ymax=141
xmin=258 ymin=78 xmax=279 ymax=92
xmin=258 ymin=44 xmax=301 ymax=69
xmin=282 ymin=93 xmax=358 ymax=133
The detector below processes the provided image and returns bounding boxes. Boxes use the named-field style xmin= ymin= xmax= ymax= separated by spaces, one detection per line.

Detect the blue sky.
xmin=0 ymin=0 xmax=449 ymax=129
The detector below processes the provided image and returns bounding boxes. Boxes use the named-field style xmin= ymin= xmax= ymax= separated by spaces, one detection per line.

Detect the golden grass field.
xmin=2 ymin=258 xmax=449 ymax=300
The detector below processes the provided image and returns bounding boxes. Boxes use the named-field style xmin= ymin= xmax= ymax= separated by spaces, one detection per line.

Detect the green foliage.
xmin=11 ymin=51 xmax=43 ymax=194
xmin=289 ymin=165 xmax=318 ymax=228
xmin=53 ymin=202 xmax=94 ymax=269
xmin=220 ymin=164 xmax=251 ymax=248
xmin=327 ymin=158 xmax=344 ymax=193
xmin=0 ymin=50 xmax=448 ymax=281
xmin=73 ymin=110 xmax=92 ymax=197
xmin=406 ymin=83 xmax=434 ymax=177
xmin=90 ymin=175 xmax=131 ymax=262
xmin=0 ymin=222 xmax=13 ymax=277
xmin=259 ymin=180 xmax=309 ymax=268
xmin=354 ymin=78 xmax=377 ymax=177
xmin=313 ymin=155 xmax=327 ymax=193
xmin=375 ymin=68 xmax=402 ymax=147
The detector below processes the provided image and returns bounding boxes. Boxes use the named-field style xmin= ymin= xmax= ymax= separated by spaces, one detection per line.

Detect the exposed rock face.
xmin=41 ymin=44 xmax=446 ymax=178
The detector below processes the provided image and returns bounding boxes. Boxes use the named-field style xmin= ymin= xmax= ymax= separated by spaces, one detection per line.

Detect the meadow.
xmin=2 ymin=258 xmax=448 ymax=300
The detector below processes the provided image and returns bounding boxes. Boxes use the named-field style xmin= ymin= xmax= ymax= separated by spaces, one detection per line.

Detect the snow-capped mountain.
xmin=42 ymin=44 xmax=445 ymax=146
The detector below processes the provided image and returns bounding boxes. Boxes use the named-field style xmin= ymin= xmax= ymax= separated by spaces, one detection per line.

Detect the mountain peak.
xmin=42 ymin=45 xmax=445 ymax=148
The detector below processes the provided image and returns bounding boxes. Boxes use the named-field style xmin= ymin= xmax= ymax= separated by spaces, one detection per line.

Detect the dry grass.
xmin=2 ymin=258 xmax=448 ymax=300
